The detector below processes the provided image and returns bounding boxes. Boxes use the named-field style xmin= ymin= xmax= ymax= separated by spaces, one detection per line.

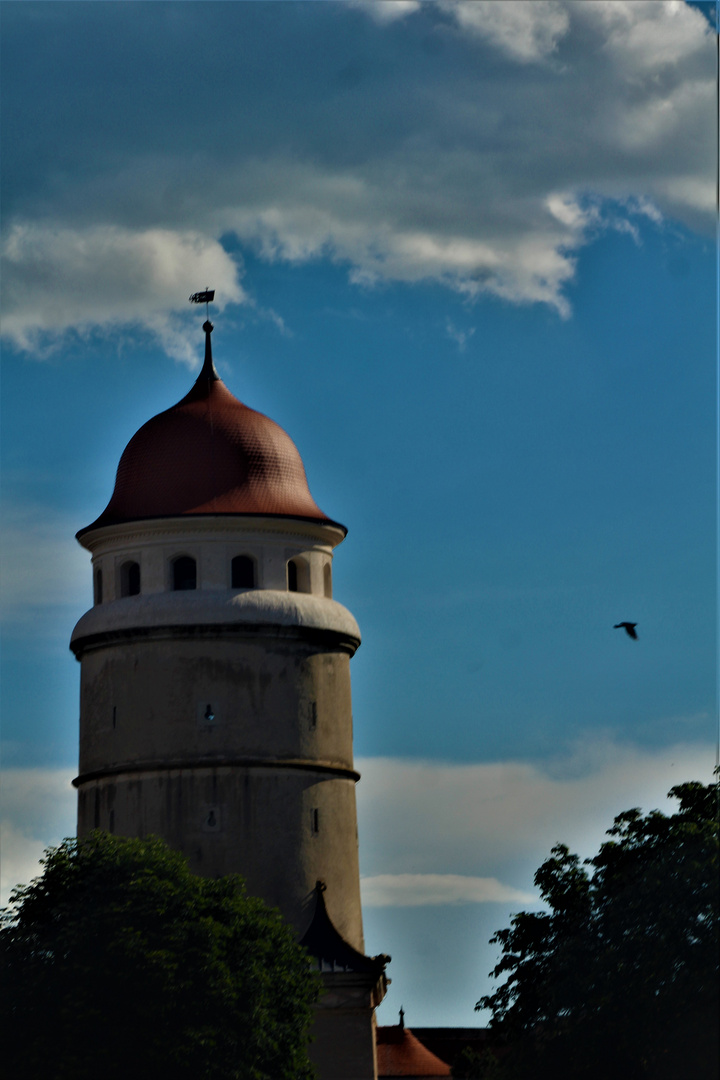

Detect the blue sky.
xmin=1 ymin=0 xmax=717 ymax=1027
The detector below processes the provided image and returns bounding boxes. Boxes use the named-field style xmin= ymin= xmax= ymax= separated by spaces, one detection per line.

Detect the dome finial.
xmin=200 ymin=318 xmax=218 ymax=381
xmin=189 ymin=289 xmax=218 ymax=382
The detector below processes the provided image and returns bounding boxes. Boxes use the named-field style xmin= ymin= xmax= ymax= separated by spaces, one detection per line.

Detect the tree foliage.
xmin=0 ymin=832 xmax=320 ymax=1080
xmin=451 ymin=1046 xmax=503 ymax=1079
xmin=477 ymin=781 xmax=719 ymax=1080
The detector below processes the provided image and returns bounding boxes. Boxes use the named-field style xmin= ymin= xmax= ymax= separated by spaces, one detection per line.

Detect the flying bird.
xmin=614 ymin=622 xmax=638 ymax=639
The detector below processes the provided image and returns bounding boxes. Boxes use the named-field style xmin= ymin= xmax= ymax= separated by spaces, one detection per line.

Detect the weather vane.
xmin=189 ymin=288 xmax=215 ymax=321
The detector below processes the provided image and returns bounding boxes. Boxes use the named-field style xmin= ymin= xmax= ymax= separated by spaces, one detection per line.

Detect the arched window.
xmin=94 ymin=568 xmax=103 ymax=605
xmin=287 ymin=557 xmax=310 ymax=594
xmin=323 ymin=563 xmax=332 ymax=599
xmin=120 ymin=560 xmax=141 ymax=597
xmin=172 ymin=555 xmax=197 ymax=591
xmin=231 ymin=554 xmax=255 ymax=589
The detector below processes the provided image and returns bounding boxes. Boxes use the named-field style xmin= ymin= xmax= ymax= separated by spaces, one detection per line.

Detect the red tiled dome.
xmin=79 ymin=324 xmax=333 ymax=536
xmin=376 ymin=1025 xmax=451 ymax=1077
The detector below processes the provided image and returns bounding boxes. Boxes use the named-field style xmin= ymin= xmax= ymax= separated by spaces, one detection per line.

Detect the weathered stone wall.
xmin=77 ymin=767 xmax=364 ymax=946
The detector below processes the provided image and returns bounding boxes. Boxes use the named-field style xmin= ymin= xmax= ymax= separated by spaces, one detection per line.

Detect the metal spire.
xmin=189 ymin=288 xmax=218 ymax=381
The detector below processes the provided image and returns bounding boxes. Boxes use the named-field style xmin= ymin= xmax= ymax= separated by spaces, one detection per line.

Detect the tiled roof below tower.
xmin=376 ymin=1024 xmax=451 ymax=1078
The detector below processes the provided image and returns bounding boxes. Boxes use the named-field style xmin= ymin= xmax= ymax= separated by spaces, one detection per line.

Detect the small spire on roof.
xmin=189 ymin=289 xmax=219 ymax=382
xmin=399 ymin=1006 xmax=405 ymax=1029
xmin=194 ymin=318 xmax=218 ymax=383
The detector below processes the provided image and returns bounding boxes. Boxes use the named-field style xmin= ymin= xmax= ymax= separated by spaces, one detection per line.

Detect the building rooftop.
xmin=301 ymin=881 xmax=389 ymax=977
xmin=79 ymin=321 xmax=335 ymax=537
xmin=376 ymin=1019 xmax=452 ymax=1078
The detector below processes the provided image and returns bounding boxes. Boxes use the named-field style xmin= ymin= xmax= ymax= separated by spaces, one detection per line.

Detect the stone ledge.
xmin=71 ymin=589 xmax=361 ymax=657
xmin=73 ymin=756 xmax=361 ymax=787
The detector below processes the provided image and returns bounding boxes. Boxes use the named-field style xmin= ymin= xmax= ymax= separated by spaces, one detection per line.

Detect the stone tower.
xmin=70 ymin=320 xmax=388 ymax=1079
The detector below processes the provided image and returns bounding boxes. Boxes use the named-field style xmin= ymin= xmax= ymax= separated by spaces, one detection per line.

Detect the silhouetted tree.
xmin=477 ymin=781 xmax=719 ymax=1080
xmin=452 ymin=1046 xmax=503 ymax=1078
xmin=0 ymin=832 xmax=319 ymax=1080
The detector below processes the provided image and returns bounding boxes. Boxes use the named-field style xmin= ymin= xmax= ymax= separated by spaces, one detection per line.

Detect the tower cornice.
xmin=70 ymin=590 xmax=361 ymax=659
xmin=78 ymin=514 xmax=347 ymax=553
xmin=73 ymin=757 xmax=362 ymax=788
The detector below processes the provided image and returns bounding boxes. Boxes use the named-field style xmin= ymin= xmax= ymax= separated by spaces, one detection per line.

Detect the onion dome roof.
xmin=79 ymin=322 xmax=337 ymax=537
xmin=376 ymin=1023 xmax=451 ymax=1077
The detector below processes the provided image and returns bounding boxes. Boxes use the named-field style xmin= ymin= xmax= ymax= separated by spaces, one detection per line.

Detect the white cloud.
xmin=361 ymin=873 xmax=536 ymax=907
xmin=587 ymin=0 xmax=711 ymax=70
xmin=0 ymin=768 xmax=76 ymax=908
xmin=0 ymin=1 xmax=714 ymax=354
xmin=654 ymin=173 xmax=714 ymax=218
xmin=0 ymin=825 xmax=50 ymax=909
xmin=1 ymin=225 xmax=245 ymax=366
xmin=445 ymin=319 xmax=475 ymax=351
xmin=442 ymin=0 xmax=570 ymax=63
xmin=356 ymin=739 xmax=717 ymax=884
xmin=0 ymin=504 xmax=90 ymax=625
xmin=350 ymin=0 xmax=421 ymax=24
xmin=546 ymin=193 xmax=596 ymax=231
xmin=214 ymin=162 xmax=584 ymax=316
